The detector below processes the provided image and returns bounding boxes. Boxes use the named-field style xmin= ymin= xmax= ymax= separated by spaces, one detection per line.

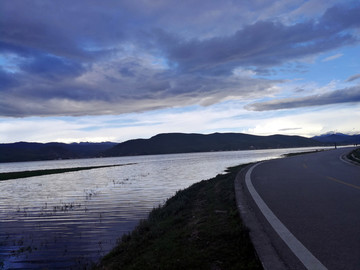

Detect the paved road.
xmin=244 ymin=148 xmax=360 ymax=270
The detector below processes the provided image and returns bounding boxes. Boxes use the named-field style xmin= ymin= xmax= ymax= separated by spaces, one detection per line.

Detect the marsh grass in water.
xmin=97 ymin=164 xmax=262 ymax=270
xmin=282 ymin=149 xmax=325 ymax=158
xmin=0 ymin=163 xmax=135 ymax=181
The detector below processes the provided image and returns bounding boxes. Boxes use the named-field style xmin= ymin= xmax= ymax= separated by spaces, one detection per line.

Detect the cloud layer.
xmin=247 ymin=86 xmax=360 ymax=111
xmin=1 ymin=1 xmax=360 ymax=117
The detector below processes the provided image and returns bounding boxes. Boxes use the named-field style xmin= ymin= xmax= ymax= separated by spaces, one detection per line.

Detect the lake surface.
xmin=0 ymin=147 xmax=329 ymax=269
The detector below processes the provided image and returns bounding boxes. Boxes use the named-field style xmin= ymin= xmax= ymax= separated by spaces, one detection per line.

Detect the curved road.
xmin=242 ymin=148 xmax=360 ymax=270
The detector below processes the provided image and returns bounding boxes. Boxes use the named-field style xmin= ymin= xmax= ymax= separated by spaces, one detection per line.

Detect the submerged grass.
xmin=97 ymin=164 xmax=262 ymax=270
xmin=0 ymin=163 xmax=135 ymax=181
xmin=282 ymin=149 xmax=325 ymax=157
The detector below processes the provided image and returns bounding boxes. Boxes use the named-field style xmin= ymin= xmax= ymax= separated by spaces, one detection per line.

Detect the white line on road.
xmin=339 ymin=152 xmax=359 ymax=167
xmin=246 ymin=163 xmax=328 ymax=270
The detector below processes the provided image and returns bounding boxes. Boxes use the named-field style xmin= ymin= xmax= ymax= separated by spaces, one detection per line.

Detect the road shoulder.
xmin=234 ymin=164 xmax=289 ymax=270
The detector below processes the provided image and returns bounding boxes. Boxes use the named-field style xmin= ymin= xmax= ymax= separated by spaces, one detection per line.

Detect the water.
xmin=0 ymin=147 xmax=328 ymax=269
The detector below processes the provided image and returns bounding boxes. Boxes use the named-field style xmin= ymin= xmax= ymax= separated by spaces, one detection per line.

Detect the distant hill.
xmin=102 ymin=132 xmax=322 ymax=157
xmin=0 ymin=142 xmax=116 ymax=163
xmin=312 ymin=133 xmax=360 ymax=145
xmin=1 ymin=132 xmax=337 ymax=163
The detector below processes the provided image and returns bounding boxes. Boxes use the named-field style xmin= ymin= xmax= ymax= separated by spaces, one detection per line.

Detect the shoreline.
xmin=95 ymin=148 xmax=350 ymax=269
xmin=0 ymin=144 xmax=333 ymax=164
xmin=1 ymin=148 xmax=343 ymax=268
xmin=96 ymin=163 xmax=262 ymax=269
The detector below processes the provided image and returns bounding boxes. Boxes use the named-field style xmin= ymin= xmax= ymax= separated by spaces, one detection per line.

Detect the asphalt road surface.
xmin=246 ymin=147 xmax=360 ymax=270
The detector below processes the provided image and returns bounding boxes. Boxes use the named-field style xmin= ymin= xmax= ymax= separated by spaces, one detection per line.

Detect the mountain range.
xmin=0 ymin=142 xmax=116 ymax=163
xmin=1 ymin=132 xmax=358 ymax=163
xmin=102 ymin=133 xmax=321 ymax=157
xmin=312 ymin=133 xmax=360 ymax=145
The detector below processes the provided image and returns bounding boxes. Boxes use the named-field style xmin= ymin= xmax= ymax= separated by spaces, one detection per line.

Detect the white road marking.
xmin=246 ymin=163 xmax=328 ymax=270
xmin=339 ymin=152 xmax=359 ymax=166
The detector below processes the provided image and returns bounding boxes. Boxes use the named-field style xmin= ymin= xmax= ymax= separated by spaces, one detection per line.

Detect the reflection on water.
xmin=0 ymin=147 xmax=327 ymax=269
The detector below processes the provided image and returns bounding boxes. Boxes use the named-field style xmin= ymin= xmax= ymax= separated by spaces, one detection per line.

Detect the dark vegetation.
xmin=97 ymin=164 xmax=262 ymax=270
xmin=103 ymin=132 xmax=322 ymax=157
xmin=347 ymin=148 xmax=360 ymax=164
xmin=0 ymin=163 xmax=133 ymax=181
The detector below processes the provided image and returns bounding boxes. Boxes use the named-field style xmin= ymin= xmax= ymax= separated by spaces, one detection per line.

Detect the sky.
xmin=1 ymin=0 xmax=360 ymax=143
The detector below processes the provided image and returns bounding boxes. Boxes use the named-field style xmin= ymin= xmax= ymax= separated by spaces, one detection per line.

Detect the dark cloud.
xmin=158 ymin=3 xmax=360 ymax=75
xmin=346 ymin=73 xmax=360 ymax=82
xmin=320 ymin=3 xmax=360 ymax=30
xmin=0 ymin=56 xmax=280 ymax=117
xmin=247 ymin=86 xmax=360 ymax=111
xmin=278 ymin=128 xmax=302 ymax=131
xmin=0 ymin=69 xmax=19 ymax=90
xmin=20 ymin=54 xmax=85 ymax=80
xmin=0 ymin=1 xmax=359 ymax=117
xmin=0 ymin=1 xmax=130 ymax=60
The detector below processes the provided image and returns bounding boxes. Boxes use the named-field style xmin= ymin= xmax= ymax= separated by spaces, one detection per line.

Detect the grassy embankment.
xmin=347 ymin=148 xmax=360 ymax=163
xmin=97 ymin=164 xmax=262 ymax=270
xmin=0 ymin=163 xmax=135 ymax=181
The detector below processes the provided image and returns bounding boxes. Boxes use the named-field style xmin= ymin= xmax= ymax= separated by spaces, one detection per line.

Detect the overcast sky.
xmin=1 ymin=0 xmax=360 ymax=143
